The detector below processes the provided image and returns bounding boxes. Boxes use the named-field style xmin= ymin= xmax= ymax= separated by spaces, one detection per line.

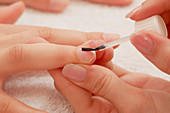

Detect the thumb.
xmin=62 ymin=64 xmax=144 ymax=112
xmin=126 ymin=0 xmax=170 ymax=21
xmin=0 ymin=1 xmax=25 ymax=24
xmin=130 ymin=30 xmax=170 ymax=74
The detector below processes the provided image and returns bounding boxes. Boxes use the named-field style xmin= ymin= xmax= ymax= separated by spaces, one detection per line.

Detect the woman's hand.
xmin=49 ymin=61 xmax=170 ymax=113
xmin=126 ymin=0 xmax=170 ymax=37
xmin=125 ymin=0 xmax=170 ymax=74
xmin=0 ymin=24 xmax=119 ymax=112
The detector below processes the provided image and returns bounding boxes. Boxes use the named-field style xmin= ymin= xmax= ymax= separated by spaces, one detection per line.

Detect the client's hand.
xmin=0 ymin=24 xmax=119 ymax=112
xmin=49 ymin=61 xmax=170 ymax=113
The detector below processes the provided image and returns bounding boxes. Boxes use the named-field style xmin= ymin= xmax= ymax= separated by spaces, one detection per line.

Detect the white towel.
xmin=4 ymin=0 xmax=170 ymax=113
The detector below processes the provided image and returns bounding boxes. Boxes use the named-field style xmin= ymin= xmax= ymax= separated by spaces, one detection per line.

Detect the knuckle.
xmin=38 ymin=27 xmax=53 ymax=41
xmin=124 ymin=90 xmax=148 ymax=113
xmin=7 ymin=45 xmax=26 ymax=64
xmin=90 ymin=72 xmax=112 ymax=96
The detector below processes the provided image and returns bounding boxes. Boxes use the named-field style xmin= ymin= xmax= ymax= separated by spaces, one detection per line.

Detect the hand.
xmin=125 ymin=0 xmax=170 ymax=74
xmin=49 ymin=61 xmax=170 ymax=113
xmin=126 ymin=0 xmax=170 ymax=37
xmin=0 ymin=24 xmax=119 ymax=112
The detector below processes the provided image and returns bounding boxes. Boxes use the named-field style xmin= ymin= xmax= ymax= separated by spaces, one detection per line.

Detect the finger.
xmin=82 ymin=40 xmax=115 ymax=63
xmin=120 ymin=73 xmax=170 ymax=93
xmin=24 ymin=0 xmax=69 ymax=12
xmin=62 ymin=64 xmax=144 ymax=112
xmin=94 ymin=61 xmax=170 ymax=93
xmin=0 ymin=90 xmax=46 ymax=113
xmin=0 ymin=43 xmax=96 ymax=75
xmin=26 ymin=37 xmax=49 ymax=44
xmin=3 ymin=29 xmax=119 ymax=46
xmin=0 ymin=1 xmax=25 ymax=24
xmin=88 ymin=0 xmax=133 ymax=6
xmin=0 ymin=0 xmax=68 ymax=12
xmin=130 ymin=30 xmax=170 ymax=74
xmin=49 ymin=69 xmax=93 ymax=113
xmin=95 ymin=40 xmax=114 ymax=63
xmin=126 ymin=0 xmax=170 ymax=20
xmin=97 ymin=61 xmax=129 ymax=77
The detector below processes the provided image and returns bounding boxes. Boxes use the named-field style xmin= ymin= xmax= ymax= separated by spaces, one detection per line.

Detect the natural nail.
xmin=131 ymin=33 xmax=154 ymax=55
xmin=62 ymin=64 xmax=88 ymax=82
xmin=77 ymin=48 xmax=96 ymax=63
xmin=126 ymin=5 xmax=142 ymax=18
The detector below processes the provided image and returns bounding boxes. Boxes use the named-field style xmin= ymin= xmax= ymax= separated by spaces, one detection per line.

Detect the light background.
xmin=3 ymin=0 xmax=170 ymax=112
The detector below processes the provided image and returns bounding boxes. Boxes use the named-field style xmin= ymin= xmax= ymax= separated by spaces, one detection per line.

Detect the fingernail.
xmin=131 ymin=33 xmax=154 ymax=55
xmin=62 ymin=64 xmax=88 ymax=82
xmin=103 ymin=33 xmax=120 ymax=42
xmin=77 ymin=48 xmax=96 ymax=63
xmin=96 ymin=40 xmax=105 ymax=46
xmin=126 ymin=5 xmax=142 ymax=18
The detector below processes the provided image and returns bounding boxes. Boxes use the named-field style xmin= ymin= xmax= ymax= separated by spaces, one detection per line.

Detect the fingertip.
xmin=0 ymin=1 xmax=25 ymax=24
xmin=77 ymin=47 xmax=96 ymax=64
xmin=48 ymin=0 xmax=69 ymax=12
xmin=9 ymin=1 xmax=25 ymax=16
xmin=95 ymin=40 xmax=114 ymax=63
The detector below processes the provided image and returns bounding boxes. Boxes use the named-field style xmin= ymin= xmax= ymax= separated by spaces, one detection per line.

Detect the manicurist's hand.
xmin=126 ymin=0 xmax=170 ymax=74
xmin=49 ymin=61 xmax=170 ymax=113
xmin=126 ymin=0 xmax=170 ymax=36
xmin=0 ymin=24 xmax=119 ymax=112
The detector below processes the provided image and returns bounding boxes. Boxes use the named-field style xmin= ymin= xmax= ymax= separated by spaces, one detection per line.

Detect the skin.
xmin=0 ymin=2 xmax=25 ymax=24
xmin=49 ymin=0 xmax=170 ymax=112
xmin=0 ymin=0 xmax=121 ymax=112
xmin=128 ymin=0 xmax=170 ymax=38
xmin=0 ymin=0 xmax=133 ymax=13
xmin=0 ymin=8 xmax=119 ymax=112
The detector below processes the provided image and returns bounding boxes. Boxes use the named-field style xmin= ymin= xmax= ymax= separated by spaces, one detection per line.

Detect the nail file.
xmin=82 ymin=15 xmax=168 ymax=51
